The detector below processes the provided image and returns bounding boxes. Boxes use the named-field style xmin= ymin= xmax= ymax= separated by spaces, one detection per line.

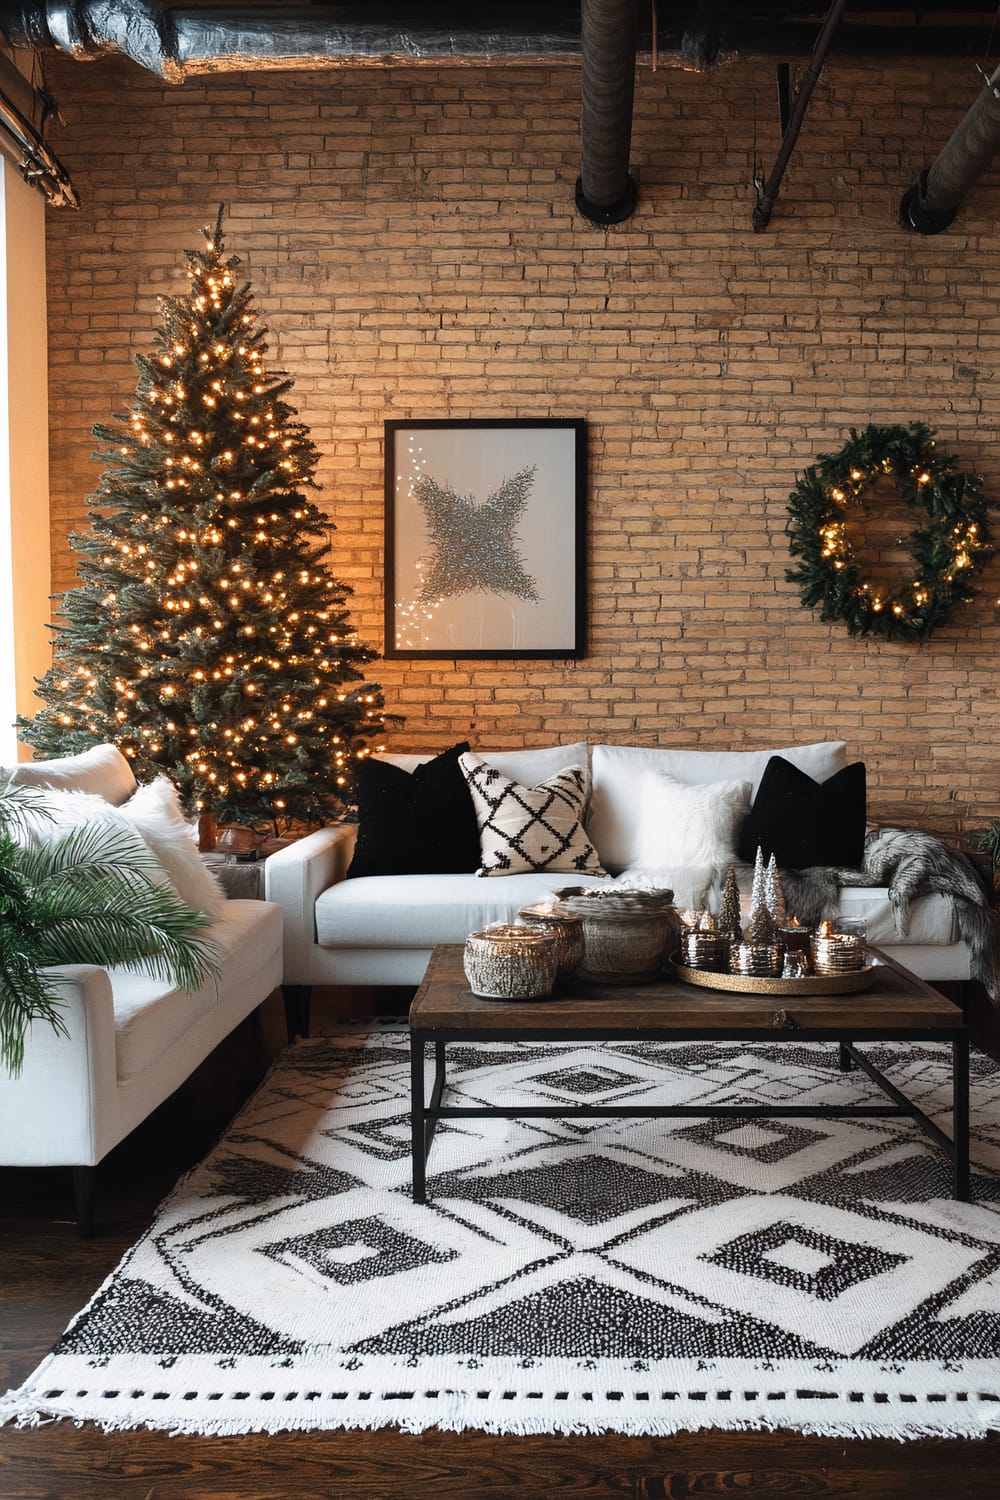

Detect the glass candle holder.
xmin=730 ymin=942 xmax=783 ymax=978
xmin=812 ymin=924 xmax=866 ymax=975
xmin=777 ymin=923 xmax=812 ymax=961
xmin=679 ymin=929 xmax=731 ymax=973
xmin=464 ymin=923 xmax=558 ymax=1000
xmin=517 ymin=904 xmax=584 ymax=985
xmin=781 ymin=949 xmax=809 ymax=979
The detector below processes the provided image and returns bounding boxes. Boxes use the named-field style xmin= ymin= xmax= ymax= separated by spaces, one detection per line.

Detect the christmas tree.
xmin=747 ymin=847 xmax=775 ymax=945
xmin=718 ymin=866 xmax=741 ymax=938
xmin=20 ymin=207 xmax=384 ymax=831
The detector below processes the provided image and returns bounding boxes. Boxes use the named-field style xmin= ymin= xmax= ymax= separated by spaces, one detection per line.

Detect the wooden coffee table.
xmin=408 ymin=943 xmax=970 ymax=1204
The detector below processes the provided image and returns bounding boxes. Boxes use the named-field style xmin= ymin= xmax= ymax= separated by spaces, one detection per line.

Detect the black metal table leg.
xmin=953 ymin=1034 xmax=970 ymax=1201
xmin=410 ymin=1035 xmax=427 ymax=1204
xmin=838 ymin=1040 xmax=853 ymax=1072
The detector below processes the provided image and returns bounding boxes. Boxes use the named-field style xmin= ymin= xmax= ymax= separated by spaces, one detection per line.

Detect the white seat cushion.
xmin=834 ymin=888 xmax=957 ymax=947
xmin=111 ymin=900 xmax=282 ymax=1081
xmin=589 ymin=741 xmax=848 ymax=872
xmin=315 ymin=871 xmax=611 ymax=949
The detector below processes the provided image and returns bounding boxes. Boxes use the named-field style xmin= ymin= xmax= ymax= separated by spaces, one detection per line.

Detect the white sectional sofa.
xmin=266 ymin=739 xmax=972 ymax=1025
xmin=0 ymin=746 xmax=284 ymax=1232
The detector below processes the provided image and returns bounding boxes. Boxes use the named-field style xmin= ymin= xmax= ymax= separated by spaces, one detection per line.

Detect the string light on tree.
xmin=785 ymin=422 xmax=994 ymax=642
xmin=19 ymin=206 xmax=387 ymax=831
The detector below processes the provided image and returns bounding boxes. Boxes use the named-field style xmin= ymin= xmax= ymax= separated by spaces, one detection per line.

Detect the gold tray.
xmin=666 ymin=958 xmax=880 ymax=997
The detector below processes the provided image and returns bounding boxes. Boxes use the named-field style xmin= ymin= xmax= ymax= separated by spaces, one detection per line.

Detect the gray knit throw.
xmin=776 ymin=827 xmax=1000 ymax=1002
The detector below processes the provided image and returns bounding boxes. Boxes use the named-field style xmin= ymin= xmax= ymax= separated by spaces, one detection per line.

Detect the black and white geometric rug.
xmin=4 ymin=1033 xmax=1000 ymax=1439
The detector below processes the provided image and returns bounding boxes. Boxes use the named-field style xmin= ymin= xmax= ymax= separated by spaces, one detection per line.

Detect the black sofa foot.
xmin=283 ymin=985 xmax=312 ymax=1042
xmin=72 ymin=1165 xmax=95 ymax=1237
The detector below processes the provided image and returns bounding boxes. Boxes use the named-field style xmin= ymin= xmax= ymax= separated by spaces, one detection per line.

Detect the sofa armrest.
xmin=0 ymin=965 xmax=119 ymax=1165
xmin=264 ymin=824 xmax=357 ymax=984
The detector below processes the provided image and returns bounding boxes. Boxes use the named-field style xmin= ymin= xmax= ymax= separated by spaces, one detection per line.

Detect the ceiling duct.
xmin=0 ymin=3 xmax=587 ymax=79
xmin=900 ymin=62 xmax=1000 ymax=233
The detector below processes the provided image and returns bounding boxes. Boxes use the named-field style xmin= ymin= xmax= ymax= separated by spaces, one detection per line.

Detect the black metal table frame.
xmin=409 ymin=1023 xmax=970 ymax=1204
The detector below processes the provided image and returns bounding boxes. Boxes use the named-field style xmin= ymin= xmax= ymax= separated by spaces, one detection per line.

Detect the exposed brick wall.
xmin=42 ymin=54 xmax=1000 ymax=839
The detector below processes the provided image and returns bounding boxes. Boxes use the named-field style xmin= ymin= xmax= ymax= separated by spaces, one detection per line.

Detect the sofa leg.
xmin=72 ymin=1166 xmax=95 ymax=1238
xmin=283 ymin=985 xmax=312 ymax=1042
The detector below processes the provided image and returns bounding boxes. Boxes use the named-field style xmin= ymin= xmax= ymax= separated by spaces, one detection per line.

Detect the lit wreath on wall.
xmin=785 ymin=423 xmax=994 ymax=642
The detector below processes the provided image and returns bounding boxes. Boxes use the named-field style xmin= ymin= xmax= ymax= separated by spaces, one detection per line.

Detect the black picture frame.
xmin=384 ymin=418 xmax=586 ymax=659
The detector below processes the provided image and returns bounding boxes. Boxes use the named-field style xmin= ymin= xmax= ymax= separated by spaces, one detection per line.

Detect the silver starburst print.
xmin=414 ymin=465 xmax=540 ymax=603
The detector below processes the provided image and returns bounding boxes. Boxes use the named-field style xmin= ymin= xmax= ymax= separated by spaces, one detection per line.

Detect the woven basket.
xmin=553 ymin=888 xmax=678 ymax=985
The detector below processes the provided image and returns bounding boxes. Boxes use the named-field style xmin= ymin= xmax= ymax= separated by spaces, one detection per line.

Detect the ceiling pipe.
xmin=576 ymin=0 xmax=639 ymax=225
xmin=0 ymin=80 xmax=77 ymax=205
xmin=900 ymin=62 xmax=1000 ymax=233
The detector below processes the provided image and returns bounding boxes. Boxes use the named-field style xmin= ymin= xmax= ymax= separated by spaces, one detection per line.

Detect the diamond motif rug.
xmin=4 ymin=1033 xmax=1000 ymax=1439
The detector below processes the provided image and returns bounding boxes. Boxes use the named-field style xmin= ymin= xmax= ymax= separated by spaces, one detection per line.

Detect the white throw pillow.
xmin=119 ymin=778 xmax=226 ymax=917
xmin=12 ymin=779 xmax=226 ymax=918
xmin=459 ymin=751 xmax=605 ymax=879
xmin=630 ymin=771 xmax=751 ymax=870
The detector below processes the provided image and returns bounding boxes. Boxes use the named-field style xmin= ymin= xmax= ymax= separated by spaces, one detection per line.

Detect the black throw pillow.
xmin=346 ymin=742 xmax=481 ymax=877
xmin=737 ymin=756 xmax=867 ymax=869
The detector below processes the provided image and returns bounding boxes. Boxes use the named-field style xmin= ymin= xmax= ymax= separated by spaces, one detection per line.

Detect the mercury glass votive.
xmin=730 ymin=941 xmax=783 ymax=978
xmin=777 ymin=922 xmax=812 ymax=961
xmin=517 ymin=903 xmax=584 ymax=985
xmin=781 ymin=950 xmax=810 ymax=979
xmin=811 ymin=920 xmax=866 ymax=975
xmin=680 ymin=928 xmax=732 ymax=973
xmin=463 ymin=923 xmax=558 ymax=1000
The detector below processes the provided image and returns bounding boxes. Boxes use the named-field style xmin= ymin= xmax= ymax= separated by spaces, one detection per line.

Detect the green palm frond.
xmin=0 ymin=778 xmax=54 ymax=839
xmin=36 ymin=876 xmax=218 ymax=994
xmin=0 ymin=780 xmax=220 ymax=1076
xmin=16 ymin=819 xmax=162 ymax=889
xmin=0 ymin=838 xmax=68 ymax=1074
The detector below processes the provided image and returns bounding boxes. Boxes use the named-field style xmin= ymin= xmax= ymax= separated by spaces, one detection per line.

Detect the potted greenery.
xmin=0 ymin=777 xmax=217 ymax=1076
xmin=973 ymin=819 xmax=1000 ymax=902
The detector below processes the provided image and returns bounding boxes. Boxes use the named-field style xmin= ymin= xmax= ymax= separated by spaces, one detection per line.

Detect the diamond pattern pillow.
xmin=459 ymin=751 xmax=606 ymax=878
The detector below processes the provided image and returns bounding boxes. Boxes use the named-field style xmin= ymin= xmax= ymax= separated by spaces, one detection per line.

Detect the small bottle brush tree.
xmin=20 ymin=208 xmax=384 ymax=831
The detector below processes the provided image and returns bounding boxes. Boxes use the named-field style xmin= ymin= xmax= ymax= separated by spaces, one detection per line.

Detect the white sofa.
xmin=0 ymin=746 xmax=283 ymax=1233
xmin=266 ymin=739 xmax=972 ymax=1027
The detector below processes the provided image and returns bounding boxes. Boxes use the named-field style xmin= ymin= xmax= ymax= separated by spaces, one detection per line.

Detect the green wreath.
xmin=785 ymin=423 xmax=994 ymax=642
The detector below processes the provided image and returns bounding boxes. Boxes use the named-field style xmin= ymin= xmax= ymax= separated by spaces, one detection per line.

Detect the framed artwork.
xmin=383 ymin=418 xmax=586 ymax=659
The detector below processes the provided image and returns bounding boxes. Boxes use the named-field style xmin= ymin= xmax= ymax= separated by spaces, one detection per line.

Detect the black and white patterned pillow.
xmin=459 ymin=751 xmax=606 ymax=878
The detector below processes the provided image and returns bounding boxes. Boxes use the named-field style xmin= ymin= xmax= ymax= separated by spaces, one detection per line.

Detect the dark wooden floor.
xmin=2 ymin=986 xmax=999 ymax=1500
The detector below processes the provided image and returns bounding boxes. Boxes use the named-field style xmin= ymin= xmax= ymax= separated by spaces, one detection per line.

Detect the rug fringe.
xmin=1 ymin=1393 xmax=997 ymax=1442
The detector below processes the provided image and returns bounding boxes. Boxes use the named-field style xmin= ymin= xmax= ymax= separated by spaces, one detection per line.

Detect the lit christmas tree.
xmin=20 ymin=208 xmax=384 ymax=831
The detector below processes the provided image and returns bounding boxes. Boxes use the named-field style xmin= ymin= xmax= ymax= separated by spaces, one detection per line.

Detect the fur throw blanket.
xmin=778 ymin=827 xmax=1000 ymax=1002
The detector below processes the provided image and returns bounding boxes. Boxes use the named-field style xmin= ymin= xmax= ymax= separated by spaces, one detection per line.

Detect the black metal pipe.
xmin=576 ymin=0 xmax=639 ymax=225
xmin=752 ymin=0 xmax=846 ymax=232
xmin=0 ymin=82 xmax=77 ymax=206
xmin=900 ymin=62 xmax=1000 ymax=234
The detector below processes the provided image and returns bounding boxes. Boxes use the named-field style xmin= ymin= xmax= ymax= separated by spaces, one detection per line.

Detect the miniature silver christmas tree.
xmin=718 ymin=866 xmax=741 ymax=937
xmin=765 ymin=853 xmax=787 ymax=927
xmin=747 ymin=846 xmax=775 ymax=944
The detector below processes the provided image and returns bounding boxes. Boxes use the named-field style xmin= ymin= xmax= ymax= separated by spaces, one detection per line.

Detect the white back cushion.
xmin=7 ymin=743 xmax=137 ymax=806
xmin=380 ymin=742 xmax=589 ymax=788
xmin=590 ymin=741 xmax=848 ymax=873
